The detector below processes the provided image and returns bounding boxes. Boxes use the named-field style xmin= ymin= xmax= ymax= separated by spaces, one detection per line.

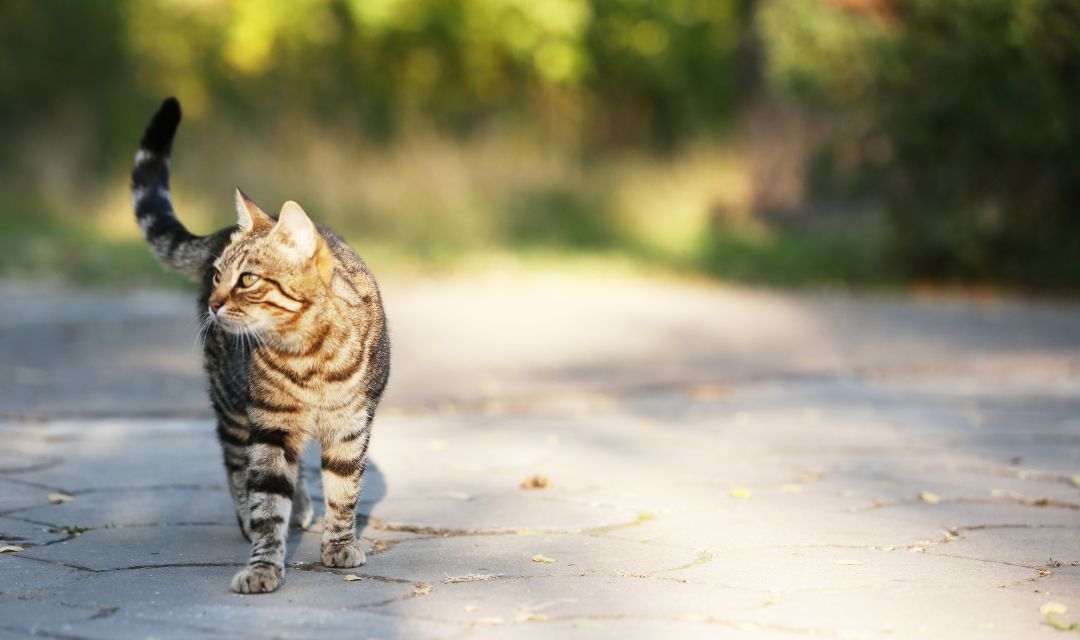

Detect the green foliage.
xmin=762 ymin=0 xmax=1080 ymax=287
xmin=0 ymin=0 xmax=740 ymax=170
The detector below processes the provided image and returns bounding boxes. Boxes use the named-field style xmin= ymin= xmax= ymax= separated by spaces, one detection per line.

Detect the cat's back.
xmin=318 ymin=225 xmax=384 ymax=313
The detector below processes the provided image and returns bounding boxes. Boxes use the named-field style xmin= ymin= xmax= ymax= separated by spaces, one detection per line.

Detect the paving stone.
xmin=3 ymin=280 xmax=1080 ymax=638
xmin=926 ymin=525 xmax=1080 ymax=569
xmin=0 ymin=516 xmax=69 ymax=546
xmin=11 ymin=421 xmax=224 ymax=492
xmin=26 ymin=564 xmax=416 ymax=612
xmin=0 ymin=479 xmax=54 ymax=515
xmin=464 ymin=618 xmax=815 ymax=640
xmin=385 ymin=575 xmax=766 ymax=623
xmin=18 ymin=524 xmax=252 ymax=571
xmin=367 ymin=493 xmax=641 ymax=534
xmin=359 ymin=534 xmax=695 ymax=583
xmin=0 ymin=553 xmax=87 ymax=596
xmin=0 ymin=599 xmax=97 ymax=636
xmin=13 ymin=487 xmax=237 ymax=529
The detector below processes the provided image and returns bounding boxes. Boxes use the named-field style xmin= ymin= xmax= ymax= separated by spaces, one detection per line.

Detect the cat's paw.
xmin=322 ymin=541 xmax=366 ymax=568
xmin=290 ymin=502 xmax=314 ymax=529
xmin=231 ymin=564 xmax=283 ymax=594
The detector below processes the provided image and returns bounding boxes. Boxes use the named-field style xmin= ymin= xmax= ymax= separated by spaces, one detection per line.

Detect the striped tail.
xmin=131 ymin=98 xmax=214 ymax=280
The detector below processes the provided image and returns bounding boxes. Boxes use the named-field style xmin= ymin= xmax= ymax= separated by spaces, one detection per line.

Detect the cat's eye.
xmin=238 ymin=273 xmax=260 ymax=288
xmin=211 ymin=271 xmax=221 ymax=286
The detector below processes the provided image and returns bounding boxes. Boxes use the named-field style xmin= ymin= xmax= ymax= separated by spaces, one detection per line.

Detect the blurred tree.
xmin=762 ymin=0 xmax=1080 ymax=286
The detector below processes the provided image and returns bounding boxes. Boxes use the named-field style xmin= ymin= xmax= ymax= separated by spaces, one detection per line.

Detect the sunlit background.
xmin=1 ymin=0 xmax=1077 ymax=289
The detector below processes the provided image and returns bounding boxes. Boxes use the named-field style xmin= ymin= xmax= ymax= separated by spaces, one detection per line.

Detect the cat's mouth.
xmin=212 ymin=313 xmax=258 ymax=336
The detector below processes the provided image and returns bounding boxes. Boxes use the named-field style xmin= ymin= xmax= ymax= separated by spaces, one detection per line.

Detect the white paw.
xmin=231 ymin=564 xmax=283 ymax=594
xmin=322 ymin=541 xmax=366 ymax=568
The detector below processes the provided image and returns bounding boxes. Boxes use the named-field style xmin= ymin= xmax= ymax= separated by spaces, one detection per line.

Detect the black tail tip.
xmin=140 ymin=97 xmax=182 ymax=155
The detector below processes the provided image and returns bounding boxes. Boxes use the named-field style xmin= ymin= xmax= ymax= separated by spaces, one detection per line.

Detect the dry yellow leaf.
xmin=413 ymin=582 xmax=432 ymax=596
xmin=531 ymin=553 xmax=557 ymax=563
xmin=1041 ymin=602 xmax=1069 ymax=615
xmin=779 ymin=484 xmax=803 ymax=494
xmin=729 ymin=487 xmax=751 ymax=499
xmin=686 ymin=384 xmax=728 ymax=402
xmin=520 ymin=475 xmax=549 ymax=490
xmin=918 ymin=491 xmax=941 ymax=504
xmin=48 ymin=493 xmax=73 ymax=504
xmin=0 ymin=545 xmax=24 ymax=553
xmin=1071 ymin=476 xmax=1080 ymax=489
xmin=343 ymin=574 xmax=363 ymax=581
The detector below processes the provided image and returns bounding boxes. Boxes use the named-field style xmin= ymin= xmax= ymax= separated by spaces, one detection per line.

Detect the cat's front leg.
xmin=318 ymin=416 xmax=372 ymax=568
xmin=231 ymin=419 xmax=305 ymax=594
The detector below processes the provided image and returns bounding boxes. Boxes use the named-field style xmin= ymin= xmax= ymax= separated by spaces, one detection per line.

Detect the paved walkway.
xmin=2 ymin=275 xmax=1080 ymax=639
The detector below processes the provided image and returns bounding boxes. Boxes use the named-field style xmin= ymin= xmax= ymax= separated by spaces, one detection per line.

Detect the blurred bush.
xmin=762 ymin=0 xmax=1080 ymax=287
xmin=0 ymin=0 xmax=1078 ymax=289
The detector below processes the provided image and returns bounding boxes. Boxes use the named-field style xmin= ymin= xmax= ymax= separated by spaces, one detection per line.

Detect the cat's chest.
xmin=247 ymin=347 xmax=368 ymax=403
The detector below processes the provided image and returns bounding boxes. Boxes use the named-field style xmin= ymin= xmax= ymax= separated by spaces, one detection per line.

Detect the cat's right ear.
xmin=234 ymin=188 xmax=273 ymax=233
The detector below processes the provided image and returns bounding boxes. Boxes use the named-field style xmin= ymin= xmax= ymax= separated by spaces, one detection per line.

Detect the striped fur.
xmin=132 ymin=99 xmax=390 ymax=594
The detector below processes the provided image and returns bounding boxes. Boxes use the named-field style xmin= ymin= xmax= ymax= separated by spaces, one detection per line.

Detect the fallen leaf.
xmin=413 ymin=582 xmax=432 ymax=596
xmin=686 ymin=384 xmax=728 ymax=402
xmin=1046 ymin=615 xmax=1078 ymax=632
xmin=520 ymin=475 xmax=549 ymax=490
xmin=990 ymin=488 xmax=1007 ymax=498
xmin=573 ymin=619 xmax=604 ymax=630
xmin=464 ymin=604 xmax=479 ymax=613
xmin=343 ymin=574 xmax=363 ymax=582
xmin=0 ymin=545 xmax=24 ymax=553
xmin=48 ymin=493 xmax=73 ymax=504
xmin=836 ymin=560 xmax=865 ymax=566
xmin=919 ymin=491 xmax=941 ymax=504
xmin=779 ymin=484 xmax=803 ymax=494
xmin=531 ymin=553 xmax=557 ymax=564
xmin=1041 ymin=602 xmax=1069 ymax=615
xmin=1071 ymin=476 xmax=1080 ymax=489
xmin=729 ymin=487 xmax=751 ymax=500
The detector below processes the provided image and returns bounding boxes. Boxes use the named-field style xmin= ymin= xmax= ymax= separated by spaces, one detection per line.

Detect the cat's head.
xmin=206 ymin=189 xmax=334 ymax=340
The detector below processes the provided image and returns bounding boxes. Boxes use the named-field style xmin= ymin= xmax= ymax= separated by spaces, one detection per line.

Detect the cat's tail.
xmin=131 ymin=97 xmax=215 ymax=280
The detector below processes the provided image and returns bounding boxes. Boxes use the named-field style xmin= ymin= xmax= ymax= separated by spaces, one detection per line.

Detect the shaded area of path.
xmin=2 ymin=275 xmax=1080 ymax=638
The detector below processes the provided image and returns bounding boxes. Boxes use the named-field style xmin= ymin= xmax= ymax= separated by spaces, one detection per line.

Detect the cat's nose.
xmin=209 ymin=300 xmax=223 ymax=315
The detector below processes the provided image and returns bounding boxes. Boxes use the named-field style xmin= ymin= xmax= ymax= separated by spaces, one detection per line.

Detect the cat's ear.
xmin=234 ymin=187 xmax=273 ymax=233
xmin=272 ymin=200 xmax=320 ymax=261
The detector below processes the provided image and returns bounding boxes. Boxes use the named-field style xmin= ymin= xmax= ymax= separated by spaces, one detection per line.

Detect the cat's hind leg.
xmin=291 ymin=472 xmax=314 ymax=529
xmin=212 ymin=402 xmax=252 ymax=540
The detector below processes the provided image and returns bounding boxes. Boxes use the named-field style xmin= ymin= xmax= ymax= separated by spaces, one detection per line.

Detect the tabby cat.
xmin=131 ymin=98 xmax=390 ymax=594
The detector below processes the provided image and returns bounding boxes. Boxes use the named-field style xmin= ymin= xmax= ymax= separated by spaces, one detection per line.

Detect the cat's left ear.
xmin=273 ymin=201 xmax=334 ymax=282
xmin=273 ymin=201 xmax=318 ymax=259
